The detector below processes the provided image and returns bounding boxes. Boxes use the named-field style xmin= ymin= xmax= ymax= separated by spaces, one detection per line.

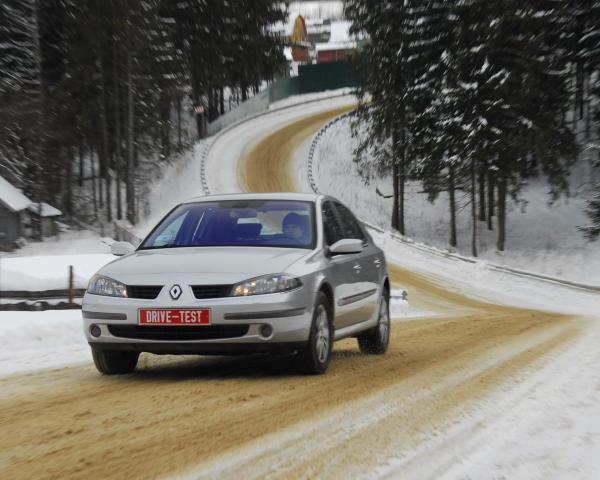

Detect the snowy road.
xmin=1 ymin=97 xmax=599 ymax=480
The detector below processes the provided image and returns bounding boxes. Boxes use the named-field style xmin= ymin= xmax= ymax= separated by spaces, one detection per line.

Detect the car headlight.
xmin=231 ymin=274 xmax=302 ymax=296
xmin=87 ymin=275 xmax=128 ymax=297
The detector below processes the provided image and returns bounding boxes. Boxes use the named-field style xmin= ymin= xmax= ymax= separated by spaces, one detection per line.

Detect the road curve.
xmin=0 ymin=104 xmax=580 ymax=480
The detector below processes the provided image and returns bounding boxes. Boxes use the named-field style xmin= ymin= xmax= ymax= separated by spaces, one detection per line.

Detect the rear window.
xmin=141 ymin=200 xmax=315 ymax=249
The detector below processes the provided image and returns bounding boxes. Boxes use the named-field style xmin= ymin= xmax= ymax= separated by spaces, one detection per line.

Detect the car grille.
xmin=191 ymin=285 xmax=232 ymax=299
xmin=127 ymin=285 xmax=163 ymax=299
xmin=107 ymin=325 xmax=249 ymax=341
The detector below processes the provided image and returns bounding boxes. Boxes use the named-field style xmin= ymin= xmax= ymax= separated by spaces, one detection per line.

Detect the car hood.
xmin=98 ymin=246 xmax=310 ymax=285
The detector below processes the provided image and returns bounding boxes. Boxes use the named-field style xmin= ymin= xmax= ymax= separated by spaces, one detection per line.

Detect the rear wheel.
xmin=91 ymin=347 xmax=139 ymax=375
xmin=357 ymin=289 xmax=390 ymax=354
xmin=298 ymin=292 xmax=332 ymax=375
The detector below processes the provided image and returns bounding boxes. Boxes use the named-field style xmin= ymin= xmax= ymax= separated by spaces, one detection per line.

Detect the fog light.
xmin=259 ymin=324 xmax=273 ymax=338
xmin=90 ymin=324 xmax=101 ymax=338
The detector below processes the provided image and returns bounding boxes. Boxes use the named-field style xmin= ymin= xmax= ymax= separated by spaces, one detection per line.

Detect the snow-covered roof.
xmin=315 ymin=20 xmax=357 ymax=52
xmin=329 ymin=20 xmax=352 ymax=44
xmin=315 ymin=41 xmax=357 ymax=52
xmin=271 ymin=16 xmax=297 ymax=37
xmin=28 ymin=202 xmax=62 ymax=217
xmin=0 ymin=175 xmax=32 ymax=212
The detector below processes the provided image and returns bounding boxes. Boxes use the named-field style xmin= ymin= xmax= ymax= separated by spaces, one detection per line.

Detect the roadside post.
xmin=0 ymin=252 xmax=4 ymax=295
xmin=0 ymin=232 xmax=5 ymax=294
xmin=68 ymin=265 xmax=74 ymax=305
xmin=195 ymin=104 xmax=206 ymax=139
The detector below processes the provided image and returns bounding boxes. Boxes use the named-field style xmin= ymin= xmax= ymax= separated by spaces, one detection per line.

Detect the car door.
xmin=331 ymin=202 xmax=380 ymax=325
xmin=322 ymin=200 xmax=362 ymax=330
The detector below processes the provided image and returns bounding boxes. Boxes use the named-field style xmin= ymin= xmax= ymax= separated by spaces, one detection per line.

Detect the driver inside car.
xmin=282 ymin=212 xmax=310 ymax=243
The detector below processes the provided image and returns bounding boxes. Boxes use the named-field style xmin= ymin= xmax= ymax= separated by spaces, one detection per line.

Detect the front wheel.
xmin=91 ymin=347 xmax=139 ymax=375
xmin=357 ymin=289 xmax=390 ymax=354
xmin=298 ymin=292 xmax=332 ymax=375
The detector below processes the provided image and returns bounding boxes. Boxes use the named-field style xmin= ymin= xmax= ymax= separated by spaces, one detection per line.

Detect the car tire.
xmin=91 ymin=347 xmax=139 ymax=375
xmin=357 ymin=288 xmax=390 ymax=355
xmin=298 ymin=292 xmax=333 ymax=375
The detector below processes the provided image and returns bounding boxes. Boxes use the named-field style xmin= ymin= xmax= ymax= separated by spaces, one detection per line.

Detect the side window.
xmin=333 ymin=203 xmax=366 ymax=243
xmin=321 ymin=201 xmax=344 ymax=246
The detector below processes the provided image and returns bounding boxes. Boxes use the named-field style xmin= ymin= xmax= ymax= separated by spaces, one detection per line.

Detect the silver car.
xmin=83 ymin=193 xmax=390 ymax=375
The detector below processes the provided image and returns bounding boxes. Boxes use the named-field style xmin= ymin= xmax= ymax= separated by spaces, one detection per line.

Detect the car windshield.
xmin=140 ymin=200 xmax=315 ymax=249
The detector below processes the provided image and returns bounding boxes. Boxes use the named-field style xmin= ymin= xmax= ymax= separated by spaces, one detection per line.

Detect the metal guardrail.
xmin=307 ymin=109 xmax=600 ymax=295
xmin=307 ymin=109 xmax=356 ymax=194
xmin=198 ymin=138 xmax=214 ymax=195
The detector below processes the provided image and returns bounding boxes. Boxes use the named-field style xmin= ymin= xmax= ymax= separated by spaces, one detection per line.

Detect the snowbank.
xmin=0 ymin=310 xmax=89 ymax=376
xmin=1 ymin=254 xmax=113 ymax=291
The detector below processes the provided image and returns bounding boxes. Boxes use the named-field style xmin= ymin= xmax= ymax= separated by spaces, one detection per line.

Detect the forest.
xmin=0 ymin=0 xmax=287 ymax=227
xmin=345 ymin=0 xmax=600 ymax=252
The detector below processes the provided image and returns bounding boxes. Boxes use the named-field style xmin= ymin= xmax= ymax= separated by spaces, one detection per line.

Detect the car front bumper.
xmin=82 ymin=287 xmax=314 ymax=353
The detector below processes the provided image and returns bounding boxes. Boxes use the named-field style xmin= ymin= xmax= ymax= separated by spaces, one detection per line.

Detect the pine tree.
xmin=0 ymin=0 xmax=43 ymax=186
xmin=345 ymin=0 xmax=422 ymax=235
xmin=581 ymin=189 xmax=600 ymax=239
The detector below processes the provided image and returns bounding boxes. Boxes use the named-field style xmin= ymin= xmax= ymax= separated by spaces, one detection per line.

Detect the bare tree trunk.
xmin=576 ymin=60 xmax=584 ymax=120
xmin=177 ymin=93 xmax=182 ymax=149
xmin=449 ymin=165 xmax=457 ymax=248
xmin=99 ymin=73 xmax=111 ymax=222
xmin=114 ymin=50 xmax=123 ymax=221
xmin=399 ymin=156 xmax=405 ymax=235
xmin=478 ymin=166 xmax=486 ymax=221
xmin=585 ymin=70 xmax=591 ymax=140
xmin=126 ymin=46 xmax=135 ymax=224
xmin=391 ymin=161 xmax=399 ymax=231
xmin=391 ymin=120 xmax=406 ymax=235
xmin=97 ymin=141 xmax=103 ymax=208
xmin=78 ymin=139 xmax=84 ymax=187
xmin=470 ymin=158 xmax=478 ymax=257
xmin=66 ymin=147 xmax=73 ymax=217
xmin=91 ymin=146 xmax=98 ymax=220
xmin=497 ymin=174 xmax=507 ymax=251
xmin=487 ymin=171 xmax=494 ymax=231
xmin=160 ymin=92 xmax=171 ymax=158
xmin=219 ymin=87 xmax=224 ymax=115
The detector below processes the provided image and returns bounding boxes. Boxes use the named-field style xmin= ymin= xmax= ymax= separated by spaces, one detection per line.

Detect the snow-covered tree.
xmin=346 ymin=0 xmax=577 ymax=253
xmin=581 ymin=189 xmax=600 ymax=239
xmin=0 ymin=0 xmax=43 ymax=185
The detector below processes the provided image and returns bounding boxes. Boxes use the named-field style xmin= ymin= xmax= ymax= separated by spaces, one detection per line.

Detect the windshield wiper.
xmin=139 ymin=243 xmax=178 ymax=250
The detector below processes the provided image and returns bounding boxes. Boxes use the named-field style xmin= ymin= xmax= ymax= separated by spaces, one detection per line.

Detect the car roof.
xmin=183 ymin=192 xmax=321 ymax=204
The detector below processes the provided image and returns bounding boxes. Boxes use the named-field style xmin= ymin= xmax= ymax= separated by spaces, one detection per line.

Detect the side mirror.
xmin=328 ymin=238 xmax=363 ymax=255
xmin=111 ymin=241 xmax=135 ymax=256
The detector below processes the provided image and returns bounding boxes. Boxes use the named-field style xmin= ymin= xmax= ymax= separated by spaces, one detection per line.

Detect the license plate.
xmin=138 ymin=308 xmax=211 ymax=325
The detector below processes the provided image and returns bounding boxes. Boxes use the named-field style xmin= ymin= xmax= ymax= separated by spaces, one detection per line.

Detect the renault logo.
xmin=169 ymin=284 xmax=182 ymax=300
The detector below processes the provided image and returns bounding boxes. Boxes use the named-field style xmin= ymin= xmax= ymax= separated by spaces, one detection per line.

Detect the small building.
xmin=289 ymin=15 xmax=310 ymax=63
xmin=27 ymin=202 xmax=63 ymax=238
xmin=315 ymin=20 xmax=357 ymax=64
xmin=0 ymin=175 xmax=32 ymax=248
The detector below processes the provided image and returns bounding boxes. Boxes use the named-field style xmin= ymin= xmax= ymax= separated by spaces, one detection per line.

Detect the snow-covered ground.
xmin=313 ymin=114 xmax=600 ymax=286
xmin=0 ymin=310 xmax=89 ymax=376
xmin=2 ymin=94 xmax=600 ymax=479
xmin=0 ymin=231 xmax=113 ymax=291
xmin=198 ymin=95 xmax=600 ymax=479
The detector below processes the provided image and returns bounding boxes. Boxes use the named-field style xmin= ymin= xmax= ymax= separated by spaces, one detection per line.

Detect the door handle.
xmin=374 ymin=259 xmax=382 ymax=268
xmin=353 ymin=263 xmax=362 ymax=273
